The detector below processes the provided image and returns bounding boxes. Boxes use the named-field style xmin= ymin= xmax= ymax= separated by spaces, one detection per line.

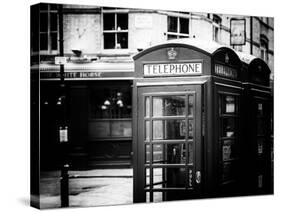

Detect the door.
xmin=135 ymin=84 xmax=202 ymax=202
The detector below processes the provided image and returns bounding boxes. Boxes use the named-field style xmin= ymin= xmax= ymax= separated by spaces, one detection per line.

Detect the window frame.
xmin=212 ymin=14 xmax=222 ymax=43
xmin=260 ymin=36 xmax=269 ymax=63
xmin=102 ymin=7 xmax=129 ymax=50
xmin=39 ymin=4 xmax=59 ymax=55
xmin=166 ymin=13 xmax=190 ymax=40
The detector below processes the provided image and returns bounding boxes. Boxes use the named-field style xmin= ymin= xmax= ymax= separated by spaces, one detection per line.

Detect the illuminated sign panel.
xmin=143 ymin=63 xmax=202 ymax=77
xmin=215 ymin=64 xmax=238 ymax=79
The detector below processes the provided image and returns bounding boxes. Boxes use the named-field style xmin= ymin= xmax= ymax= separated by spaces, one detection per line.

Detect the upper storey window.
xmin=212 ymin=14 xmax=221 ymax=43
xmin=260 ymin=36 xmax=269 ymax=63
xmin=167 ymin=13 xmax=190 ymax=40
xmin=39 ymin=4 xmax=58 ymax=54
xmin=102 ymin=7 xmax=128 ymax=49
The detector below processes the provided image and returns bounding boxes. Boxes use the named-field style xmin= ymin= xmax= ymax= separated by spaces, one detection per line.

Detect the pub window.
xmin=39 ymin=3 xmax=58 ymax=54
xmin=212 ymin=14 xmax=221 ymax=42
xmin=102 ymin=8 xmax=128 ymax=49
xmin=167 ymin=14 xmax=190 ymax=40
xmin=88 ymin=83 xmax=132 ymax=140
xmin=260 ymin=37 xmax=269 ymax=63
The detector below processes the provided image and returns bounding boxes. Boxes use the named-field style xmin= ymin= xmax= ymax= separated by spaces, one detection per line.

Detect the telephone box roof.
xmin=133 ymin=38 xmax=234 ymax=60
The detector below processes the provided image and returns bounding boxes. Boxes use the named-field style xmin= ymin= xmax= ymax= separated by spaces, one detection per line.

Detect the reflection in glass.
xmin=258 ymin=175 xmax=263 ymax=188
xmin=257 ymin=138 xmax=264 ymax=155
xmin=222 ymin=140 xmax=236 ymax=161
xmin=145 ymin=97 xmax=150 ymax=117
xmin=146 ymin=143 xmax=187 ymax=164
xmin=188 ymin=168 xmax=193 ymax=187
xmin=221 ymin=95 xmax=237 ymax=114
xmin=153 ymin=120 xmax=186 ymax=140
xmin=145 ymin=121 xmax=150 ymax=141
xmin=188 ymin=95 xmax=194 ymax=116
xmin=188 ymin=143 xmax=193 ymax=164
xmin=225 ymin=96 xmax=235 ymax=113
xmin=153 ymin=96 xmax=185 ymax=117
xmin=145 ymin=145 xmax=150 ymax=163
xmin=188 ymin=120 xmax=194 ymax=139
xmin=222 ymin=118 xmax=235 ymax=137
xmin=257 ymin=103 xmax=263 ymax=116
xmin=146 ymin=168 xmax=150 ymax=186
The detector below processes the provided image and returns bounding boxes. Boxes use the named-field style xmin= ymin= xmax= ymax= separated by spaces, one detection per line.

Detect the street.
xmin=40 ymin=169 xmax=133 ymax=208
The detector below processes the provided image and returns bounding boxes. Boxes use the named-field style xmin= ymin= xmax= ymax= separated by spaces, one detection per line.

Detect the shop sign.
xmin=41 ymin=71 xmax=102 ymax=79
xmin=230 ymin=18 xmax=246 ymax=45
xmin=144 ymin=62 xmax=202 ymax=77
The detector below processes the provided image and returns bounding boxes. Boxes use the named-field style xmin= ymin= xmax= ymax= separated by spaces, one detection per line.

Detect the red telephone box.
xmin=238 ymin=53 xmax=273 ymax=195
xmin=132 ymin=39 xmax=245 ymax=202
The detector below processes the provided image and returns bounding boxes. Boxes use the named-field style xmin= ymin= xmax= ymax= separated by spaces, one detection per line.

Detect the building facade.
xmin=31 ymin=3 xmax=274 ymax=170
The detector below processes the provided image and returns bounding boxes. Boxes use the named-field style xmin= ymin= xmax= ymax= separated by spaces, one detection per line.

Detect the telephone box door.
xmin=135 ymin=84 xmax=202 ymax=202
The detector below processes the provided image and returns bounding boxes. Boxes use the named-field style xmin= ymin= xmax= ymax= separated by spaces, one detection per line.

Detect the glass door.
xmin=136 ymin=85 xmax=202 ymax=202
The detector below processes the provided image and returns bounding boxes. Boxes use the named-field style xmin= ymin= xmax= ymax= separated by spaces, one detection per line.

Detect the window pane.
xmin=145 ymin=97 xmax=150 ymax=117
xmin=50 ymin=4 xmax=58 ymax=10
xmin=104 ymin=33 xmax=115 ymax=49
xmin=222 ymin=95 xmax=236 ymax=114
xmin=165 ymin=167 xmax=186 ymax=188
xmin=257 ymin=103 xmax=263 ymax=116
xmin=111 ymin=120 xmax=132 ymax=137
xmin=188 ymin=119 xmax=194 ymax=139
xmin=257 ymin=118 xmax=265 ymax=135
xmin=222 ymin=140 xmax=237 ymax=161
xmin=153 ymin=120 xmax=186 ymax=140
xmin=188 ymin=95 xmax=194 ymax=116
xmin=39 ymin=3 xmax=48 ymax=10
xmin=50 ymin=13 xmax=57 ymax=31
xmin=187 ymin=142 xmax=193 ymax=164
xmin=31 ymin=7 xmax=39 ymax=52
xmin=117 ymin=32 xmax=128 ymax=49
xmin=104 ymin=13 xmax=115 ymax=30
xmin=222 ymin=162 xmax=237 ymax=182
xmin=145 ymin=121 xmax=150 ymax=141
xmin=168 ymin=16 xmax=177 ymax=33
xmin=145 ymin=143 xmax=186 ymax=164
xmin=40 ymin=12 xmax=48 ymax=32
xmin=152 ymin=96 xmax=186 ymax=117
xmin=179 ymin=18 xmax=189 ymax=34
xmin=117 ymin=13 xmax=128 ymax=30
xmin=40 ymin=33 xmax=48 ymax=50
xmin=167 ymin=34 xmax=177 ymax=40
xmin=89 ymin=85 xmax=132 ymax=118
xmin=257 ymin=138 xmax=264 ymax=155
xmin=51 ymin=32 xmax=57 ymax=50
xmin=145 ymin=145 xmax=150 ymax=163
xmin=222 ymin=118 xmax=235 ymax=137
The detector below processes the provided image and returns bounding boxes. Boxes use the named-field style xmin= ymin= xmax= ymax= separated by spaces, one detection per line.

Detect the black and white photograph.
xmin=28 ymin=1 xmax=276 ymax=209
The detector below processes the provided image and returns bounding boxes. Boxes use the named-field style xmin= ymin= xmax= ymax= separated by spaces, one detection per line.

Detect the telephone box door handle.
xmin=196 ymin=171 xmax=201 ymax=184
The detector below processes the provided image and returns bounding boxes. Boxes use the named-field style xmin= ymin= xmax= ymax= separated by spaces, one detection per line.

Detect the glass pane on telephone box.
xmin=138 ymin=85 xmax=201 ymax=202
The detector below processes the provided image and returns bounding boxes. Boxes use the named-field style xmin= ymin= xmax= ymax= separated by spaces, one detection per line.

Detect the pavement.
xmin=39 ymin=169 xmax=133 ymax=209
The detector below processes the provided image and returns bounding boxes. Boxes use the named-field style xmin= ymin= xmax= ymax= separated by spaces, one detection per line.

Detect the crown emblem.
xmin=167 ymin=48 xmax=177 ymax=60
xmin=225 ymin=53 xmax=229 ymax=63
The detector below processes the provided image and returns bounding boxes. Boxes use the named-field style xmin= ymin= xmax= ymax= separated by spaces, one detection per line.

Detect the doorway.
xmin=134 ymin=84 xmax=203 ymax=202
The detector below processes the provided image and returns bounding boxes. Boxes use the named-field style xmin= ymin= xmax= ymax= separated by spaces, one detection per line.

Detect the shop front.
xmin=38 ymin=61 xmax=135 ymax=169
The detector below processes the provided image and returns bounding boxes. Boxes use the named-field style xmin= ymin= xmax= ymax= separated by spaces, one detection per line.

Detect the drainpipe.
xmin=58 ymin=4 xmax=69 ymax=208
xmin=250 ymin=16 xmax=253 ymax=54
